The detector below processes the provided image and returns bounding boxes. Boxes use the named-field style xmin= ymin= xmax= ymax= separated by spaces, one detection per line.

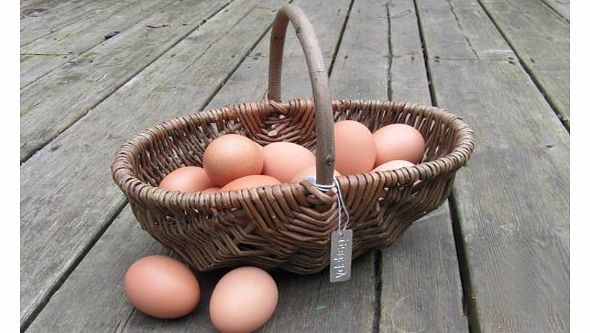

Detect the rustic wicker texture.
xmin=111 ymin=5 xmax=475 ymax=274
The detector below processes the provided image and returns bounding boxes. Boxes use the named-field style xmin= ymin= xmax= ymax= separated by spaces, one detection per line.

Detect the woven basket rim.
xmin=111 ymin=98 xmax=475 ymax=211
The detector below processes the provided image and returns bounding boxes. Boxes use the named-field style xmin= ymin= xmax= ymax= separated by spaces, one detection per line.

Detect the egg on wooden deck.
xmin=334 ymin=120 xmax=377 ymax=175
xmin=209 ymin=267 xmax=279 ymax=333
xmin=159 ymin=166 xmax=213 ymax=192
xmin=262 ymin=142 xmax=316 ymax=183
xmin=124 ymin=255 xmax=200 ymax=319
xmin=373 ymin=124 xmax=425 ymax=165
xmin=203 ymin=134 xmax=264 ymax=186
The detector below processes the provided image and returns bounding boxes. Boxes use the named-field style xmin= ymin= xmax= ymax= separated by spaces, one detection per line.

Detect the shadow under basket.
xmin=111 ymin=5 xmax=475 ymax=275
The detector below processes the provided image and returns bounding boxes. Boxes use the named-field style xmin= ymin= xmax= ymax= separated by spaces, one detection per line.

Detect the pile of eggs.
xmin=123 ymin=120 xmax=425 ymax=332
xmin=158 ymin=121 xmax=425 ymax=194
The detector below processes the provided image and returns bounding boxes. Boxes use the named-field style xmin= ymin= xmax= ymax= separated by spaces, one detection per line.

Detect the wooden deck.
xmin=20 ymin=0 xmax=570 ymax=332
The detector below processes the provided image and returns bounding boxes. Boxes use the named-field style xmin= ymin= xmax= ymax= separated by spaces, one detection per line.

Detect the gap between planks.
xmin=449 ymin=193 xmax=481 ymax=333
xmin=327 ymin=0 xmax=355 ymax=76
xmin=475 ymin=0 xmax=570 ymax=132
xmin=372 ymin=250 xmax=383 ymax=333
xmin=412 ymin=0 xmax=480 ymax=331
xmin=386 ymin=2 xmax=393 ymax=101
xmin=414 ymin=0 xmax=569 ymax=331
xmin=177 ymin=4 xmax=284 ymax=117
xmin=412 ymin=0 xmax=437 ymax=107
xmin=19 ymin=200 xmax=128 ymax=332
xmin=537 ymin=0 xmax=569 ymax=22
xmin=20 ymin=0 xmax=236 ymax=164
xmin=20 ymin=0 xmax=179 ymax=89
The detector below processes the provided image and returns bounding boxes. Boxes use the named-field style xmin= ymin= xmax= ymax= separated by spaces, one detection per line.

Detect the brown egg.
xmin=210 ymin=267 xmax=278 ymax=333
xmin=203 ymin=134 xmax=264 ymax=186
xmin=373 ymin=124 xmax=425 ymax=165
xmin=373 ymin=160 xmax=415 ymax=172
xmin=124 ymin=255 xmax=200 ymax=319
xmin=334 ymin=120 xmax=377 ymax=175
xmin=159 ymin=166 xmax=213 ymax=192
xmin=262 ymin=142 xmax=315 ymax=183
xmin=221 ymin=175 xmax=281 ymax=191
xmin=290 ymin=165 xmax=342 ymax=183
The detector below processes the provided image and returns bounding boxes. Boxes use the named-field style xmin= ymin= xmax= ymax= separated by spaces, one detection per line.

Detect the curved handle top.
xmin=268 ymin=4 xmax=335 ymax=186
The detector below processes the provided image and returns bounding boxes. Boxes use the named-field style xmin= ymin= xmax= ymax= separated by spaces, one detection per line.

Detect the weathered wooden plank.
xmin=539 ymin=0 xmax=569 ymax=21
xmin=20 ymin=0 xmax=176 ymax=88
xmin=207 ymin=0 xmax=351 ymax=108
xmin=20 ymin=0 xmax=232 ymax=161
xmin=21 ymin=0 xmax=121 ymax=45
xmin=21 ymin=0 xmax=68 ymax=19
xmin=415 ymin=0 xmax=515 ymax=61
xmin=479 ymin=0 xmax=570 ymax=126
xmin=436 ymin=61 xmax=570 ymax=333
xmin=260 ymin=254 xmax=375 ymax=333
xmin=379 ymin=1 xmax=469 ymax=331
xmin=25 ymin=207 xmax=169 ymax=333
xmin=21 ymin=54 xmax=73 ymax=88
xmin=416 ymin=0 xmax=570 ymax=330
xmin=329 ymin=1 xmax=388 ymax=101
xmin=383 ymin=209 xmax=470 ymax=332
xmin=20 ymin=0 xmax=278 ymax=327
xmin=389 ymin=1 xmax=430 ymax=105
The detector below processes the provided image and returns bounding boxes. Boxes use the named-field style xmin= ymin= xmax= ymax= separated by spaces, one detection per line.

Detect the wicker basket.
xmin=111 ymin=4 xmax=474 ymax=274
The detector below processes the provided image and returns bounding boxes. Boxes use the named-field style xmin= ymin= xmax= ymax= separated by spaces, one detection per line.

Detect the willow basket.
xmin=111 ymin=4 xmax=475 ymax=274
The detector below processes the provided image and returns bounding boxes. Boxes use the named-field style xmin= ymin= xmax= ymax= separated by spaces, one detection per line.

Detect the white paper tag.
xmin=330 ymin=229 xmax=353 ymax=283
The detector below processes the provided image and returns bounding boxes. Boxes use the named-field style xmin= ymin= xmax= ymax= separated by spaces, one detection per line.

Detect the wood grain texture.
xmin=329 ymin=0 xmax=388 ymax=100
xmin=379 ymin=1 xmax=469 ymax=331
xmin=20 ymin=0 xmax=231 ymax=161
xmin=418 ymin=3 xmax=570 ymax=327
xmin=260 ymin=254 xmax=376 ymax=333
xmin=415 ymin=0 xmax=515 ymax=61
xmin=383 ymin=208 xmax=469 ymax=332
xmin=21 ymin=0 xmax=122 ymax=45
xmin=206 ymin=1 xmax=352 ymax=109
xmin=21 ymin=0 xmax=278 ymax=326
xmin=20 ymin=54 xmax=73 ymax=88
xmin=21 ymin=0 xmax=71 ymax=20
xmin=25 ymin=207 xmax=169 ymax=333
xmin=20 ymin=0 xmax=175 ymax=87
xmin=538 ymin=0 xmax=569 ymax=21
xmin=478 ymin=0 xmax=570 ymax=126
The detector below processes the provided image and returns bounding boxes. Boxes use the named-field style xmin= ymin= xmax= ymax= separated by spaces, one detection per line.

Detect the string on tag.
xmin=303 ymin=176 xmax=350 ymax=233
xmin=302 ymin=175 xmax=353 ymax=283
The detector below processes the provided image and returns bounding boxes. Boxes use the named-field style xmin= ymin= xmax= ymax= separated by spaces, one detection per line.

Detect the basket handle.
xmin=268 ymin=4 xmax=335 ymax=186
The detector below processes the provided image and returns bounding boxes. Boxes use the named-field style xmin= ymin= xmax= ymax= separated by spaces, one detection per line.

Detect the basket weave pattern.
xmin=112 ymin=99 xmax=474 ymax=274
